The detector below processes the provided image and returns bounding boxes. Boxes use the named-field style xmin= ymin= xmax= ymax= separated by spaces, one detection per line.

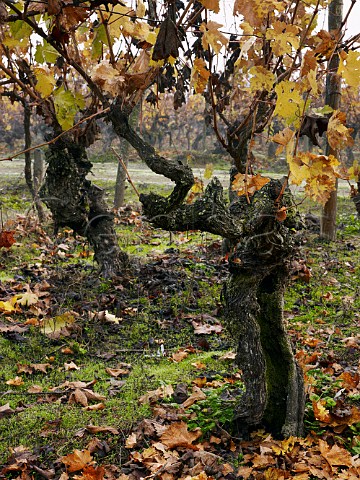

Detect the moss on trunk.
xmin=41 ymin=140 xmax=128 ymax=277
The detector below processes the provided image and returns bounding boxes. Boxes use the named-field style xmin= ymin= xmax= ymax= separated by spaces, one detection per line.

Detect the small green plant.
xmin=185 ymin=381 xmax=244 ymax=435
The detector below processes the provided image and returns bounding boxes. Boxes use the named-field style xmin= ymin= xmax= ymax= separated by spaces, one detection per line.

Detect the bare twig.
xmin=111 ymin=147 xmax=140 ymax=198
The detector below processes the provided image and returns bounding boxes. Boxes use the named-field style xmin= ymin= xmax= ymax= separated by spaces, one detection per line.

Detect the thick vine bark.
xmin=41 ymin=139 xmax=128 ymax=276
xmin=109 ymin=106 xmax=304 ymax=437
xmin=223 ymin=181 xmax=304 ymax=437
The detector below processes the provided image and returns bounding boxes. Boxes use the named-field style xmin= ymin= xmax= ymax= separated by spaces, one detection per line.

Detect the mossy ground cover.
xmin=1 ymin=174 xmax=360 ymax=477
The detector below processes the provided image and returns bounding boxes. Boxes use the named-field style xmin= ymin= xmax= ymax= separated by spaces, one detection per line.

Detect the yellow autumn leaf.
xmin=107 ymin=4 xmax=135 ymax=38
xmin=266 ymin=21 xmax=300 ymax=56
xmin=136 ymin=0 xmax=146 ymax=18
xmin=191 ymin=178 xmax=204 ymax=194
xmin=6 ymin=376 xmax=24 ymax=386
xmin=306 ymin=68 xmax=319 ymax=96
xmin=249 ymin=66 xmax=275 ymax=93
xmin=14 ymin=286 xmax=38 ymax=307
xmin=34 ymin=67 xmax=56 ymax=98
xmin=274 ymin=80 xmax=306 ymax=128
xmin=301 ymin=50 xmax=318 ymax=76
xmin=338 ymin=51 xmax=360 ymax=89
xmin=327 ymin=110 xmax=354 ymax=150
xmin=199 ymin=0 xmax=220 ymax=13
xmin=272 ymin=436 xmax=296 ymax=455
xmin=233 ymin=0 xmax=285 ymax=28
xmin=348 ymin=160 xmax=360 ymax=180
xmin=272 ymin=127 xmax=295 ymax=155
xmin=200 ymin=21 xmax=228 ymax=54
xmin=191 ymin=58 xmax=210 ymax=94
xmin=288 ymin=152 xmax=340 ymax=205
xmin=0 ymin=300 xmax=20 ymax=314
xmin=232 ymin=173 xmax=270 ymax=197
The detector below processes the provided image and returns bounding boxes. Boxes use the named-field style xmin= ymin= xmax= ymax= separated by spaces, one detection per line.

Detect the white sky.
xmin=212 ymin=0 xmax=359 ymax=41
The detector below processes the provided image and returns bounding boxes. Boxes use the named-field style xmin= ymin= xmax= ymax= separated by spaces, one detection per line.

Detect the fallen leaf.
xmin=98 ymin=310 xmax=122 ymax=324
xmin=85 ymin=425 xmax=119 ymax=435
xmin=27 ymin=385 xmax=43 ymax=393
xmin=105 ymin=368 xmax=130 ymax=377
xmin=319 ymin=439 xmax=353 ymax=468
xmin=0 ymin=403 xmax=15 ymax=418
xmin=0 ymin=230 xmax=16 ymax=248
xmin=73 ymin=465 xmax=105 ymax=480
xmin=160 ymin=421 xmax=202 ymax=449
xmin=182 ymin=386 xmax=207 ymax=408
xmin=125 ymin=433 xmax=138 ymax=449
xmin=6 ymin=376 xmax=24 ymax=386
xmin=60 ymin=449 xmax=93 ymax=472
xmin=171 ymin=350 xmax=189 ymax=362
xmin=64 ymin=361 xmax=80 ymax=371
xmin=83 ymin=403 xmax=105 ymax=411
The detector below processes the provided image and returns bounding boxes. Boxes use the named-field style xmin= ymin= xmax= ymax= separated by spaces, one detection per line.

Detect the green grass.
xmin=1 ymin=169 xmax=360 ymax=466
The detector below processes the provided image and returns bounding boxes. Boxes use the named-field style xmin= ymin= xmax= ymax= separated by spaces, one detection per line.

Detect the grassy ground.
xmin=0 ymin=173 xmax=360 ymax=478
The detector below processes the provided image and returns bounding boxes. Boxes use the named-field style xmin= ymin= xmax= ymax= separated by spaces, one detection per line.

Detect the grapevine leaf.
xmin=34 ymin=67 xmax=56 ymax=98
xmin=200 ymin=21 xmax=228 ymax=54
xmin=338 ymin=51 xmax=360 ymax=89
xmin=199 ymin=0 xmax=220 ymax=13
xmin=327 ymin=110 xmax=354 ymax=150
xmin=191 ymin=58 xmax=210 ymax=94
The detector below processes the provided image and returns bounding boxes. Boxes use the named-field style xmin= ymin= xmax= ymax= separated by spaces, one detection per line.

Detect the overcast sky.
xmin=211 ymin=0 xmax=359 ymax=41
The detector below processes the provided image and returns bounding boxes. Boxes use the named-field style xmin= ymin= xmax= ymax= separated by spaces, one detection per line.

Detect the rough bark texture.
xmin=41 ymin=140 xmax=128 ymax=276
xmin=320 ymin=0 xmax=343 ymax=240
xmin=109 ymin=106 xmax=304 ymax=437
xmin=110 ymin=105 xmax=194 ymax=211
xmin=224 ymin=180 xmax=305 ymax=437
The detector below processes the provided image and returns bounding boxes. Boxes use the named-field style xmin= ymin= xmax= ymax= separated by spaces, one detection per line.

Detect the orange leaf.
xmin=0 ymin=230 xmax=16 ymax=248
xmin=275 ymin=207 xmax=287 ymax=222
xmin=60 ymin=449 xmax=93 ymax=472
xmin=73 ymin=465 xmax=105 ymax=480
xmin=160 ymin=421 xmax=202 ymax=449
xmin=319 ymin=440 xmax=353 ymax=469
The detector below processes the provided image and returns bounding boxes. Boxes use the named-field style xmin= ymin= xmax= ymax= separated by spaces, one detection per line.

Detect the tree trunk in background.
xmin=320 ymin=0 xmax=343 ymax=240
xmin=113 ymin=106 xmax=139 ymax=209
xmin=23 ymin=105 xmax=46 ymax=222
xmin=41 ymin=140 xmax=128 ymax=277
xmin=113 ymin=143 xmax=129 ymax=209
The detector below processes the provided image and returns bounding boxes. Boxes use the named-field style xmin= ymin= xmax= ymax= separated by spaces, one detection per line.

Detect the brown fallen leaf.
xmin=69 ymin=388 xmax=89 ymax=407
xmin=0 ymin=230 xmax=16 ymax=248
xmin=125 ymin=433 xmax=138 ymax=449
xmin=139 ymin=385 xmax=174 ymax=404
xmin=27 ymin=385 xmax=43 ymax=393
xmin=105 ymin=368 xmax=130 ymax=377
xmin=73 ymin=465 xmax=105 ymax=480
xmin=85 ymin=425 xmax=120 ymax=435
xmin=171 ymin=350 xmax=189 ymax=362
xmin=83 ymin=403 xmax=105 ymax=411
xmin=0 ymin=403 xmax=15 ymax=418
xmin=64 ymin=361 xmax=80 ymax=371
xmin=192 ymin=320 xmax=223 ymax=335
xmin=182 ymin=386 xmax=207 ymax=409
xmin=60 ymin=449 xmax=93 ymax=472
xmin=319 ymin=439 xmax=353 ymax=469
xmin=6 ymin=376 xmax=24 ymax=386
xmin=160 ymin=421 xmax=202 ymax=449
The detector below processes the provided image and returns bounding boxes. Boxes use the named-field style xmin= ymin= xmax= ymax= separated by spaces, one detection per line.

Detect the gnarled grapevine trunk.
xmin=41 ymin=140 xmax=128 ymax=277
xmin=108 ymin=105 xmax=305 ymax=437
xmin=224 ymin=181 xmax=305 ymax=437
